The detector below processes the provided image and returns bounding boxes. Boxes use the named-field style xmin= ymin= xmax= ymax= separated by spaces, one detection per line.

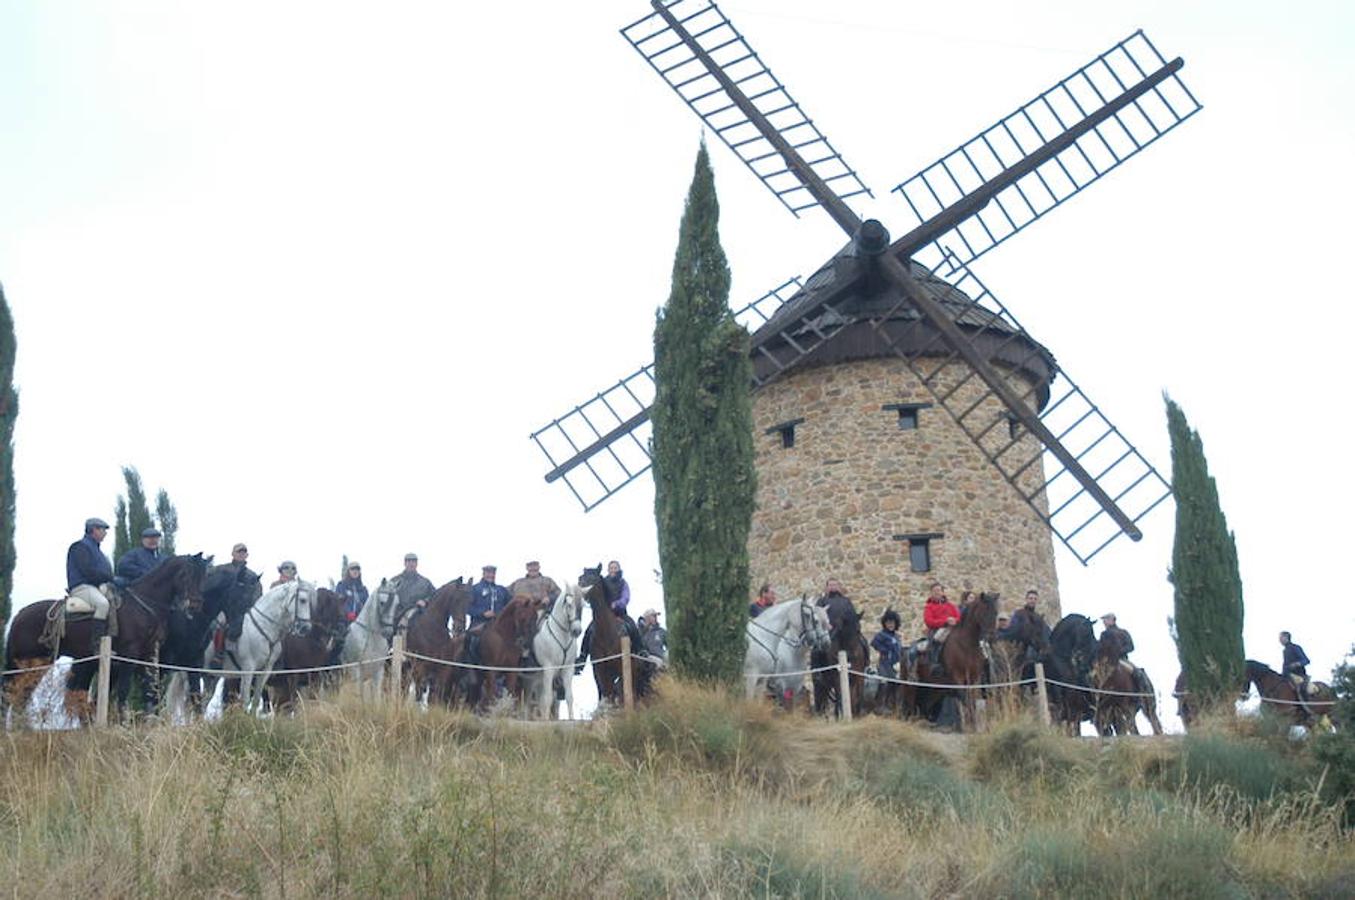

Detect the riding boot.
xmin=575 ymin=624 xmax=593 ymax=676
xmin=90 ymin=618 xmax=108 ymax=645
xmin=927 ymin=640 xmax=943 ymax=678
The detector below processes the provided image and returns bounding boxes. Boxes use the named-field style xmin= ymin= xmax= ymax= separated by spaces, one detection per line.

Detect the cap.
xmin=1101 ymin=613 xmax=1116 ymax=621
xmin=347 ymin=561 xmax=361 ymax=570
xmin=482 ymin=564 xmax=496 ymax=572
xmin=232 ymin=543 xmax=248 ymax=553
xmin=85 ymin=517 xmax=110 ymax=530
xmin=526 ymin=560 xmax=540 ymax=567
xmin=141 ymin=527 xmax=162 ymax=538
xmin=643 ymin=608 xmax=660 ymax=619
xmin=279 ymin=560 xmax=297 ymax=572
xmin=404 ymin=553 xmax=418 ymax=562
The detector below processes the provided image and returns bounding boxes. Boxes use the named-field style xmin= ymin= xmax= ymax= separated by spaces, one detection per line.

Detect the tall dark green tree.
xmin=155 ymin=488 xmax=178 ymax=556
xmin=1 ymin=284 xmax=18 ymax=661
xmin=1166 ymin=394 xmax=1245 ymax=710
xmin=114 ymin=466 xmax=155 ymax=562
xmin=652 ymin=144 xmax=756 ymax=685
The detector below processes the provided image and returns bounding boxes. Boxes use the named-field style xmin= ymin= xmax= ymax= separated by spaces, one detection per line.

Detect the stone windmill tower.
xmin=531 ymin=0 xmax=1200 ymax=629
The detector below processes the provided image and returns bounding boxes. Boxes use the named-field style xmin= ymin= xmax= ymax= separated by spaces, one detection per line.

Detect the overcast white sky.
xmin=3 ymin=1 xmax=1352 ymax=723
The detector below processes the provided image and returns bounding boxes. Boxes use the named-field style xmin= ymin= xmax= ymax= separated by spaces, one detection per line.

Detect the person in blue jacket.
xmin=335 ymin=561 xmax=369 ymax=622
xmin=468 ymin=564 xmax=511 ymax=629
xmin=116 ymin=527 xmax=164 ymax=585
xmin=66 ymin=517 xmax=115 ymax=644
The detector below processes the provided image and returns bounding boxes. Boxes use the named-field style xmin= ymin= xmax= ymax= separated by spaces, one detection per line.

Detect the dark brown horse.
xmin=988 ymin=607 xmax=1049 ymax=714
xmin=1243 ymin=659 xmax=1336 ymax=726
xmin=579 ymin=565 xmax=629 ymax=706
xmin=3 ymin=554 xmax=211 ymax=722
xmin=404 ymin=577 xmax=472 ymax=705
xmin=451 ymin=595 xmax=538 ymax=710
xmin=913 ymin=592 xmax=999 ymax=731
xmin=268 ymin=587 xmax=347 ymax=713
xmin=811 ymin=604 xmax=868 ymax=718
xmin=1091 ymin=633 xmax=1163 ymax=735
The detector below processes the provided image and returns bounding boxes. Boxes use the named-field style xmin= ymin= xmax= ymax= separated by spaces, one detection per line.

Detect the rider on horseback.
xmin=1279 ymin=631 xmax=1311 ymax=697
xmin=1006 ymin=591 xmax=1043 ymax=666
xmin=66 ymin=517 xmax=114 ymax=644
xmin=1100 ymin=613 xmax=1150 ymax=696
xmin=922 ymin=582 xmax=960 ymax=676
xmin=115 ymin=527 xmax=164 ymax=585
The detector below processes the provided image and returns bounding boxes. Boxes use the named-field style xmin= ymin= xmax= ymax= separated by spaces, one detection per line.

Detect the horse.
xmin=404 ymin=577 xmax=472 ymax=705
xmin=161 ymin=564 xmax=261 ymax=717
xmin=1242 ymin=659 xmax=1336 ymax=726
xmin=461 ymin=595 xmax=540 ymax=711
xmin=221 ymin=579 xmax=314 ymax=714
xmin=912 ymin=592 xmax=1000 ymax=731
xmin=268 ymin=587 xmax=347 ymax=713
xmin=3 ymin=554 xmax=210 ymax=723
xmin=1090 ymin=632 xmax=1163 ymax=735
xmin=340 ymin=577 xmax=400 ymax=699
xmin=811 ymin=602 xmax=870 ymax=718
xmin=744 ymin=597 xmax=831 ymax=708
xmin=1046 ymin=614 xmax=1097 ymax=734
xmin=522 ymin=581 xmax=585 ymax=719
xmin=988 ymin=607 xmax=1050 ymax=714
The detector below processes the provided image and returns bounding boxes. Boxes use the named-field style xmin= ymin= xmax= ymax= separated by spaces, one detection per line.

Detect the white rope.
xmin=110 ymin=653 xmax=393 ymax=678
xmin=401 ymin=648 xmax=645 ymax=674
xmin=1044 ymin=676 xmax=1155 ymax=699
xmin=1255 ymin=693 xmax=1334 ymax=708
xmin=850 ymin=668 xmax=1037 ymax=690
xmin=745 ymin=664 xmax=839 ymax=680
xmin=1 ymin=655 xmax=100 ymax=677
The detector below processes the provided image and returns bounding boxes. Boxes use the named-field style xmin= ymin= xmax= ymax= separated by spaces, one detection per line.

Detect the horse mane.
xmin=1244 ymin=658 xmax=1280 ymax=679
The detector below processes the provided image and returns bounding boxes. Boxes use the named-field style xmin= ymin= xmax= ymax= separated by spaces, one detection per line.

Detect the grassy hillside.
xmin=1 ymin=682 xmax=1351 ymax=898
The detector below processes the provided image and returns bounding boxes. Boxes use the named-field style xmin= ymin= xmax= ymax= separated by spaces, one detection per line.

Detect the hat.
xmin=141 ymin=527 xmax=162 ymax=538
xmin=526 ymin=560 xmax=540 ymax=567
xmin=1101 ymin=613 xmax=1116 ymax=622
xmin=482 ymin=564 xmax=496 ymax=572
xmin=279 ymin=560 xmax=297 ymax=572
xmin=348 ymin=561 xmax=361 ymax=570
xmin=643 ymin=608 xmax=660 ymax=619
xmin=232 ymin=542 xmax=248 ymax=553
xmin=85 ymin=517 xmax=110 ymax=530
xmin=404 ymin=553 xmax=418 ymax=562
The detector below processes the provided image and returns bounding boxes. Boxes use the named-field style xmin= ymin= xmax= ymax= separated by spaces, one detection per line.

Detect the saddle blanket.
xmin=65 ymin=594 xmax=97 ymax=615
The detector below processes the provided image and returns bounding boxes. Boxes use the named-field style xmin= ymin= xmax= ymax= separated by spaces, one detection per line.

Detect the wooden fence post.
xmin=95 ymin=635 xmax=113 ymax=728
xmin=621 ymin=636 xmax=634 ymax=712
xmin=837 ymin=649 xmax=852 ymax=722
xmin=1034 ymin=661 xmax=1052 ymax=727
xmin=389 ymin=632 xmax=406 ymax=703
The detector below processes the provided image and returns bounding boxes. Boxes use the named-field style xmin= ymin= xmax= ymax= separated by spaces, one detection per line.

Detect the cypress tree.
xmin=115 ymin=466 xmax=154 ymax=562
xmin=1 ymin=284 xmax=17 ymax=661
xmin=652 ymin=144 xmax=756 ymax=685
xmin=155 ymin=488 xmax=178 ymax=556
xmin=1166 ymin=394 xmax=1245 ymax=710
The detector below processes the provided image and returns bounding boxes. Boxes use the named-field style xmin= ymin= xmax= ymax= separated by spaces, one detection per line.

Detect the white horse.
xmin=744 ymin=598 xmax=832 ymax=703
xmin=227 ymin=579 xmax=314 ymax=714
xmin=340 ymin=577 xmax=399 ymax=698
xmin=524 ymin=582 xmax=584 ymax=720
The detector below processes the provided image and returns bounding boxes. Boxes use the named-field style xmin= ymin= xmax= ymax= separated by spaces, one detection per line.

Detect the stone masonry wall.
xmin=748 ymin=356 xmax=1060 ymax=637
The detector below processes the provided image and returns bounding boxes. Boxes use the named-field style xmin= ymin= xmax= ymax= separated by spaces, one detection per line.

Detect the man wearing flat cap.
xmin=509 ymin=560 xmax=560 ymax=608
xmin=116 ymin=526 xmax=165 ymax=585
xmin=468 ymin=564 xmax=511 ymax=629
xmin=65 ymin=517 xmax=115 ymax=644
xmin=392 ymin=553 xmax=437 ymax=620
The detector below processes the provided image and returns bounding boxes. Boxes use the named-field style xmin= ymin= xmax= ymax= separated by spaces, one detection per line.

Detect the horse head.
xmin=563 ymin=581 xmax=586 ymax=638
xmin=802 ymin=599 xmax=831 ymax=653
xmin=169 ymin=553 xmax=211 ymax=613
xmin=1051 ymin=614 xmax=1097 ymax=677
xmin=373 ymin=578 xmax=401 ymax=638
xmin=968 ymin=592 xmax=1000 ymax=641
xmin=311 ymin=588 xmax=347 ymax=638
xmin=291 ymin=580 xmax=316 ymax=635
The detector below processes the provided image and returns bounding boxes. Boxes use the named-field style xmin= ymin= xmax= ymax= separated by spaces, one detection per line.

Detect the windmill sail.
xmin=892 ymin=30 xmax=1201 ymax=276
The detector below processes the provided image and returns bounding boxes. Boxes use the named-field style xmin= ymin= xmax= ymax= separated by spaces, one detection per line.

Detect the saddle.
xmin=41 ymin=589 xmax=121 ymax=650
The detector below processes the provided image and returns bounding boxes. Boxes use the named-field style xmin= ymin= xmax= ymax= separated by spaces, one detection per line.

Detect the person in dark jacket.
xmin=1101 ymin=613 xmax=1150 ymax=696
xmin=66 ymin=517 xmax=114 ymax=643
xmin=468 ymin=565 xmax=511 ymax=629
xmin=1280 ymin=631 xmax=1311 ymax=692
xmin=750 ymin=583 xmax=776 ymax=618
xmin=638 ymin=608 xmax=668 ymax=662
xmin=578 ymin=560 xmax=644 ymax=670
xmin=816 ymin=578 xmax=858 ymax=633
xmin=116 ymin=527 xmax=164 ymax=585
xmin=871 ymin=610 xmax=903 ymax=679
xmin=393 ymin=553 xmax=437 ymax=619
xmin=335 ymin=562 xmax=369 ymax=622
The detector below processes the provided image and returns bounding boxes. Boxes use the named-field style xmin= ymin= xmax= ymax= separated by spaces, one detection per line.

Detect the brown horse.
xmin=1243 ymin=659 xmax=1336 ymax=726
xmin=268 ymin=587 xmax=347 ymax=713
xmin=913 ymin=592 xmax=999 ymax=731
xmin=3 ymin=554 xmax=211 ymax=722
xmin=811 ymin=604 xmax=868 ymax=718
xmin=454 ymin=595 xmax=539 ymax=710
xmin=579 ymin=565 xmax=629 ymax=706
xmin=404 ymin=577 xmax=472 ymax=705
xmin=988 ymin=607 xmax=1049 ymax=714
xmin=1091 ymin=634 xmax=1163 ymax=735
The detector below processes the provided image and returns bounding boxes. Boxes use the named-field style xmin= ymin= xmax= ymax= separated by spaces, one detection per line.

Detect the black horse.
xmin=159 ymin=564 xmax=261 ymax=715
xmin=989 ymin=607 xmax=1050 ymax=710
xmin=811 ymin=598 xmax=868 ymax=717
xmin=1046 ymin=614 xmax=1097 ymax=733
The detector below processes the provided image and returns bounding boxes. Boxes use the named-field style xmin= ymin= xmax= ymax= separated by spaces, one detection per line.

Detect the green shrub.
xmin=874 ymin=757 xmax=1005 ymax=823
xmin=712 ymin=840 xmax=892 ymax=900
xmin=204 ymin=711 xmax=315 ymax=775
xmin=970 ymin=719 xmax=1085 ymax=785
xmin=1174 ymin=734 xmax=1294 ymax=802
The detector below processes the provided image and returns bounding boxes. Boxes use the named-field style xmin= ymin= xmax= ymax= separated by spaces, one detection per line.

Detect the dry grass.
xmin=0 ymin=680 xmax=1350 ymax=898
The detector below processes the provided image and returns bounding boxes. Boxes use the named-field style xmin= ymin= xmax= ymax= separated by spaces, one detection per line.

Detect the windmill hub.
xmin=854 ymin=219 xmax=890 ymax=256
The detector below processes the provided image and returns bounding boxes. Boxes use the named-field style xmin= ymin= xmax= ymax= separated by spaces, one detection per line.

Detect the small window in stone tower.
xmin=882 ymin=402 xmax=933 ymax=431
xmin=894 ymin=531 xmax=942 ymax=573
xmin=765 ymin=417 xmax=805 ymax=449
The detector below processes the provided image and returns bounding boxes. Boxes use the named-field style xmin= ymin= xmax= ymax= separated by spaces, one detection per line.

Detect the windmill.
xmin=530 ymin=0 xmax=1200 ymax=616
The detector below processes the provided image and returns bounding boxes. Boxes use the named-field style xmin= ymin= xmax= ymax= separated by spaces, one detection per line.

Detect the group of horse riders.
xmin=62 ymin=517 xmax=669 ymax=676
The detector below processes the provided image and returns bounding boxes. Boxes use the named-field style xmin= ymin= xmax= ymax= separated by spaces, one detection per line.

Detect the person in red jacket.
xmin=922 ymin=582 xmax=961 ymax=675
